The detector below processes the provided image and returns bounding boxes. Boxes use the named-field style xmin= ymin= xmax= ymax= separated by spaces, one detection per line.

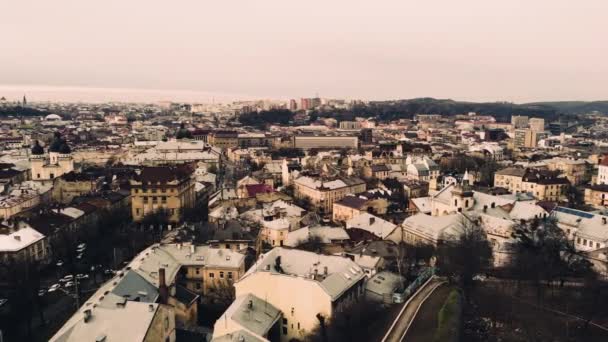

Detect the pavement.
xmin=382 ymin=277 xmax=446 ymax=342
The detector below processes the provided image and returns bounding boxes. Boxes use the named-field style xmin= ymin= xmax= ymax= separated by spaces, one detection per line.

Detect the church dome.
xmin=45 ymin=114 xmax=62 ymax=121
xmin=49 ymin=132 xmax=71 ymax=153
xmin=31 ymin=140 xmax=44 ymax=155
xmin=59 ymin=143 xmax=71 ymax=154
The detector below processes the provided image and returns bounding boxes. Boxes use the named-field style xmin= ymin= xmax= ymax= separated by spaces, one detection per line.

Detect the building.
xmin=584 ymin=184 xmax=608 ymax=207
xmin=0 ymin=224 xmax=49 ymax=264
xmin=529 ymin=117 xmax=545 ymax=132
xmin=332 ymin=196 xmax=368 ymax=223
xmin=29 ymin=135 xmax=74 ymax=186
xmin=293 ymin=176 xmax=366 ymax=213
xmin=293 ymin=135 xmax=358 ymax=149
xmin=210 ymin=131 xmax=239 ymax=149
xmin=0 ymin=190 xmax=41 ymax=219
xmin=230 ymin=247 xmax=366 ymax=341
xmin=339 ymin=121 xmax=361 ymax=130
xmin=130 ymin=164 xmax=196 ymax=223
xmin=511 ymin=115 xmax=529 ymax=129
xmin=597 ymin=155 xmax=608 ymax=185
xmin=52 ymin=171 xmax=103 ymax=204
xmin=513 ymin=129 xmax=549 ymax=148
xmin=494 ymin=167 xmax=569 ymax=201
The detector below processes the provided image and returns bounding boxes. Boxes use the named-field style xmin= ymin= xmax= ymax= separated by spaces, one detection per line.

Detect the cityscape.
xmin=1 ymin=2 xmax=608 ymax=342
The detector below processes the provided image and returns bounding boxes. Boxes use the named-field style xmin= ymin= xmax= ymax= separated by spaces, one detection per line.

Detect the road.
xmin=402 ymin=284 xmax=451 ymax=342
xmin=382 ymin=277 xmax=445 ymax=342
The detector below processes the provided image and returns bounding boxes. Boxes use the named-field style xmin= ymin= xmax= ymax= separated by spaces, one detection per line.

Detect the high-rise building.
xmin=529 ymin=118 xmax=545 ymax=132
xmin=511 ymin=115 xmax=529 ymax=129
xmin=289 ymin=99 xmax=297 ymax=111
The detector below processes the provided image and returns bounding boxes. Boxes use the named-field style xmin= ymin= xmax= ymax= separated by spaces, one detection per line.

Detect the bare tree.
xmin=437 ymin=218 xmax=493 ymax=298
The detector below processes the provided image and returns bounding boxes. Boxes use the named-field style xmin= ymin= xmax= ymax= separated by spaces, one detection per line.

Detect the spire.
xmin=22 ymin=94 xmax=27 ymax=106
xmin=463 ymin=169 xmax=470 ymax=184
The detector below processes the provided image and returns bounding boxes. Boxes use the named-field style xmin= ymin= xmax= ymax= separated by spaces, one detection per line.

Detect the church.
xmin=29 ymin=132 xmax=74 ymax=186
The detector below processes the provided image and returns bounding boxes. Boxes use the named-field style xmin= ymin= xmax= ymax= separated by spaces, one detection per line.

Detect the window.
xmin=136 ymin=208 xmax=140 ymax=215
xmin=162 ymin=196 xmax=167 ymax=203
xmin=196 ymin=282 xmax=201 ymax=289
xmin=209 ymin=272 xmax=214 ymax=278
xmin=143 ymin=196 xmax=148 ymax=203
xmin=219 ymin=271 xmax=224 ymax=278
xmin=283 ymin=327 xmax=287 ymax=334
xmin=225 ymin=244 xmax=230 ymax=249
xmin=195 ymin=268 xmax=200 ymax=275
xmin=50 ymin=173 xmax=54 ymax=179
xmin=228 ymin=272 xmax=233 ymax=279
xmin=36 ymin=173 xmax=40 ymax=179
xmin=134 ymin=189 xmax=139 ymax=193
xmin=282 ymin=318 xmax=288 ymax=325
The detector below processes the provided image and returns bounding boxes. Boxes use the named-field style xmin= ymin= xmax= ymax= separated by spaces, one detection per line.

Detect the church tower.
xmin=451 ymin=170 xmax=474 ymax=212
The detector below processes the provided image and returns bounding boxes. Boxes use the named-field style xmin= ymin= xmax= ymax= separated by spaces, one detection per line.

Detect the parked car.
xmin=77 ymin=243 xmax=86 ymax=249
xmin=76 ymin=274 xmax=89 ymax=280
xmin=104 ymin=269 xmax=116 ymax=275
xmin=0 ymin=298 xmax=8 ymax=307
xmin=48 ymin=284 xmax=61 ymax=292
xmin=61 ymin=275 xmax=74 ymax=283
xmin=56 ymin=260 xmax=64 ymax=267
xmin=65 ymin=281 xmax=75 ymax=288
xmin=38 ymin=289 xmax=46 ymax=297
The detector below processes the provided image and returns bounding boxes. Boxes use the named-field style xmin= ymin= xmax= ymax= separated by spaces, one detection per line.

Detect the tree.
xmin=295 ymin=234 xmax=324 ymax=253
xmin=306 ymin=299 xmax=384 ymax=342
xmin=437 ymin=218 xmax=493 ymax=298
xmin=207 ymin=164 xmax=218 ymax=174
xmin=207 ymin=280 xmax=236 ymax=307
xmin=510 ymin=217 xmax=592 ymax=303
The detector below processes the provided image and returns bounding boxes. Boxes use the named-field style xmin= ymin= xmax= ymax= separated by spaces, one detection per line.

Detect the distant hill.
xmin=0 ymin=106 xmax=49 ymax=117
xmin=525 ymin=101 xmax=608 ymax=115
xmin=319 ymin=98 xmax=607 ymax=123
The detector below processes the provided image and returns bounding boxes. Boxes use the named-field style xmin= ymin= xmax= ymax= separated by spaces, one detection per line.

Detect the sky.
xmin=1 ymin=0 xmax=607 ymax=103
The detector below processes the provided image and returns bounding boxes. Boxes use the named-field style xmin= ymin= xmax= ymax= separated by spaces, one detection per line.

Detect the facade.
xmin=130 ymin=164 xmax=196 ymax=222
xmin=584 ymin=184 xmax=608 ymax=207
xmin=210 ymin=131 xmax=239 ymax=149
xmin=293 ymin=135 xmax=358 ymax=149
xmin=293 ymin=176 xmax=366 ymax=213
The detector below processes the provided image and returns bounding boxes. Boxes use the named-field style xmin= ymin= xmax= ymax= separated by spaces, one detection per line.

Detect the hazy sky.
xmin=1 ymin=0 xmax=607 ymax=103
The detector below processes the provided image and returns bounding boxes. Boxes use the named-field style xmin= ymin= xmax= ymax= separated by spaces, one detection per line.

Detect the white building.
xmin=231 ymin=248 xmax=366 ymax=342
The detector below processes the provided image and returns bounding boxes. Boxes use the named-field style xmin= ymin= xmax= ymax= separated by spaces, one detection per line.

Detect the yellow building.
xmin=130 ymin=164 xmax=196 ymax=222
xmin=209 ymin=131 xmax=239 ymax=149
xmin=584 ymin=184 xmax=608 ymax=207
xmin=293 ymin=176 xmax=366 ymax=214
xmin=495 ymin=167 xmax=569 ymax=201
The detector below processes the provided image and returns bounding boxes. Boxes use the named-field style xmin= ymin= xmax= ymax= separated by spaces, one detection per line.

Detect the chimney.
xmin=483 ymin=205 xmax=487 ymax=212
xmin=158 ymin=268 xmax=168 ymax=305
xmin=84 ymin=309 xmax=92 ymax=323
xmin=313 ymin=269 xmax=318 ymax=280
xmin=248 ymin=300 xmax=253 ymax=310
xmin=323 ymin=266 xmax=328 ymax=276
xmin=369 ymin=217 xmax=375 ymax=225
xmin=603 ymin=217 xmax=607 ymax=225
xmin=14 ymin=235 xmax=21 ymax=241
xmin=148 ymin=304 xmax=155 ymax=312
